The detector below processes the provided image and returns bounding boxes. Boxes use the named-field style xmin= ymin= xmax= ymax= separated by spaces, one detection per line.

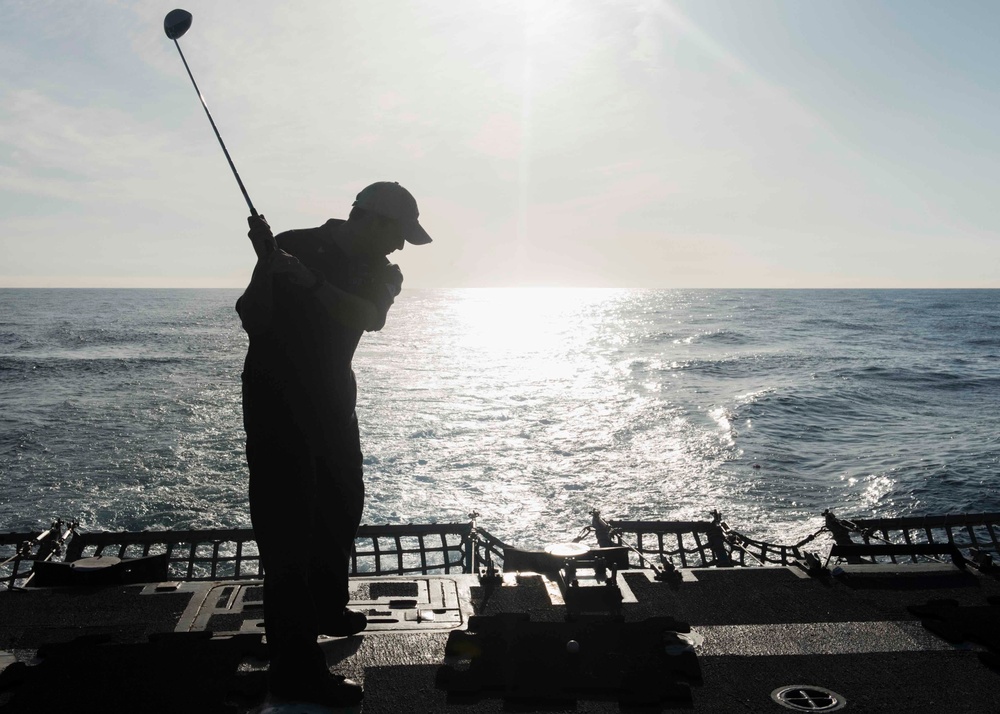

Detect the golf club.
xmin=164 ymin=8 xmax=274 ymax=257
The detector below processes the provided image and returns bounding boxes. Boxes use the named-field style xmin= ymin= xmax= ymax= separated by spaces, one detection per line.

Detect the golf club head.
xmin=164 ymin=9 xmax=192 ymax=40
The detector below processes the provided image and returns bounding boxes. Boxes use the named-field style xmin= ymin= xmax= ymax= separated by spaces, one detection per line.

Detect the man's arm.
xmin=237 ymin=215 xmax=385 ymax=334
xmin=312 ymin=280 xmax=382 ymax=332
xmin=236 ymin=256 xmax=275 ymax=336
xmin=236 ymin=215 xmax=282 ymax=335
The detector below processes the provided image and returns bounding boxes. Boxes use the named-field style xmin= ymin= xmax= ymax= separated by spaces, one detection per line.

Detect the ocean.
xmin=1 ymin=288 xmax=998 ymax=549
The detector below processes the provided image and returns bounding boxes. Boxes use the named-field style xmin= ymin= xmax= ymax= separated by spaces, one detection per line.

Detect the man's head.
xmin=349 ymin=182 xmax=432 ymax=257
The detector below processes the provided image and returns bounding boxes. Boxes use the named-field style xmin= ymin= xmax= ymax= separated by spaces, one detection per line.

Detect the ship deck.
xmin=2 ymin=560 xmax=1000 ymax=713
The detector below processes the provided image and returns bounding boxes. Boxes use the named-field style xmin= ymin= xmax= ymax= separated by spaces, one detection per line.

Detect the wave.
xmin=733 ymin=386 xmax=886 ymax=427
xmin=799 ymin=317 xmax=880 ymax=332
xmin=0 ymin=355 xmax=192 ymax=381
xmin=652 ymin=351 xmax=834 ymax=379
xmin=967 ymin=337 xmax=1000 ymax=348
xmin=669 ymin=329 xmax=750 ymax=346
xmin=843 ymin=365 xmax=1000 ymax=392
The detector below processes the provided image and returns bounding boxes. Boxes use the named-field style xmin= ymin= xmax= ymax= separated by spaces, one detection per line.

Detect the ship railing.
xmin=717 ymin=519 xmax=810 ymax=566
xmin=596 ymin=510 xmax=812 ymax=569
xmin=65 ymin=527 xmax=263 ymax=582
xmin=601 ymin=518 xmax=723 ymax=568
xmin=43 ymin=520 xmax=509 ymax=583
xmin=825 ymin=510 xmax=1000 ymax=568
xmin=351 ymin=521 xmax=507 ymax=576
xmin=16 ymin=510 xmax=998 ymax=588
xmin=471 ymin=523 xmax=508 ymax=574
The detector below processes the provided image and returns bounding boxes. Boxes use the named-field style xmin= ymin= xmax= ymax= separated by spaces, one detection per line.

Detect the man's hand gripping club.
xmin=238 ymin=215 xmax=319 ymax=335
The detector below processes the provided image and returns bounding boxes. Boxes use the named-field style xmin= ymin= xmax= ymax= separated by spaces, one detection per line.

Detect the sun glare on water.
xmin=445 ymin=287 xmax=620 ymax=359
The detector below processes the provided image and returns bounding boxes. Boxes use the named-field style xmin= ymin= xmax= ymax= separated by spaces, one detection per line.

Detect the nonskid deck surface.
xmin=1 ymin=565 xmax=999 ymax=713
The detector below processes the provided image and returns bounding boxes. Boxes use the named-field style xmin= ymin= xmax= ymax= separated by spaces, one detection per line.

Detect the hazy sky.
xmin=2 ymin=0 xmax=998 ymax=288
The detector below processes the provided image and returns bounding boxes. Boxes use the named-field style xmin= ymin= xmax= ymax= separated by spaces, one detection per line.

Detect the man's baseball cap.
xmin=353 ymin=182 xmax=432 ymax=245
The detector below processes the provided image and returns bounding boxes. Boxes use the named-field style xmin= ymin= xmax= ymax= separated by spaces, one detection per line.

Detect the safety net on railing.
xmin=66 ymin=528 xmax=262 ymax=581
xmin=600 ymin=511 xmax=815 ymax=569
xmin=59 ymin=522 xmax=498 ymax=582
xmin=13 ymin=509 xmax=998 ymax=588
xmin=826 ymin=511 xmax=1000 ymax=566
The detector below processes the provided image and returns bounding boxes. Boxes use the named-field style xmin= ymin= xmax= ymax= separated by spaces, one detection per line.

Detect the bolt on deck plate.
xmin=771 ymin=685 xmax=846 ymax=712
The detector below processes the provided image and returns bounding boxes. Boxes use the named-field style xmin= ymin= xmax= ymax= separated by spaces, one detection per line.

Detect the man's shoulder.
xmin=275 ymin=220 xmax=344 ymax=258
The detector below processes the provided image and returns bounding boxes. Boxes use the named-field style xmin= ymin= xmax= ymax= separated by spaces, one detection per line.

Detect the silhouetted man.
xmin=236 ymin=182 xmax=432 ymax=708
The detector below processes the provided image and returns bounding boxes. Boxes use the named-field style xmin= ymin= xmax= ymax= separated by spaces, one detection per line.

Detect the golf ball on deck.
xmin=566 ymin=640 xmax=580 ymax=654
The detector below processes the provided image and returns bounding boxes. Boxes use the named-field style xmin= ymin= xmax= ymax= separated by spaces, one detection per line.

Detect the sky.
xmin=1 ymin=0 xmax=999 ymax=288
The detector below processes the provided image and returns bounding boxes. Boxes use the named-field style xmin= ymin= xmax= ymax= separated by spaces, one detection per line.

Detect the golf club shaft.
xmin=171 ymin=39 xmax=274 ymax=258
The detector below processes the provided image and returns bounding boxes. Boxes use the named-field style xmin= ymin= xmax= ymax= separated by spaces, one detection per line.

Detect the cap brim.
xmin=405 ymin=222 xmax=433 ymax=245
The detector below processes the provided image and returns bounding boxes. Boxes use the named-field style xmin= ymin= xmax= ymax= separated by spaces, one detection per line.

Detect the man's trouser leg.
xmin=308 ymin=412 xmax=364 ymax=619
xmin=244 ymin=391 xmax=364 ymax=690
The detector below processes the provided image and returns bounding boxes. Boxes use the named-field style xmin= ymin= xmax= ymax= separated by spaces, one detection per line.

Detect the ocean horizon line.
xmin=1 ymin=285 xmax=998 ymax=292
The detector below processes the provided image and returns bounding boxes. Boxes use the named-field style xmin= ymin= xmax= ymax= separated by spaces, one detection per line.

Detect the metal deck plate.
xmin=169 ymin=576 xmax=473 ymax=636
xmin=346 ymin=576 xmax=469 ymax=632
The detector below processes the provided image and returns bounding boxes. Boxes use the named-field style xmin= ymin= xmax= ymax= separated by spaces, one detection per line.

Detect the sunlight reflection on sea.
xmin=359 ymin=288 xmax=1000 ymax=547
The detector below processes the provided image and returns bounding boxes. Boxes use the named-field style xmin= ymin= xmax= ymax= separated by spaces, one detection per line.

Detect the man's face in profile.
xmin=364 ymin=214 xmax=406 ymax=257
